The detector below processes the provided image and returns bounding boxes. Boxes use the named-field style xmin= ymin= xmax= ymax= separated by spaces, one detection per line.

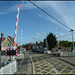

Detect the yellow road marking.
xmin=35 ymin=61 xmax=47 ymax=66
xmin=30 ymin=56 xmax=35 ymax=74
xmin=37 ymin=66 xmax=50 ymax=74
xmin=27 ymin=54 xmax=35 ymax=74
xmin=69 ymin=69 xmax=75 ymax=74
xmin=46 ymin=63 xmax=64 ymax=74
xmin=35 ymin=64 xmax=49 ymax=70
xmin=60 ymin=65 xmax=69 ymax=73
xmin=27 ymin=52 xmax=75 ymax=74
xmin=52 ymin=61 xmax=59 ymax=66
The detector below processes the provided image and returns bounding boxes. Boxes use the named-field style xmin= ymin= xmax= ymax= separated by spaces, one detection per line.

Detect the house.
xmin=32 ymin=41 xmax=44 ymax=52
xmin=25 ymin=43 xmax=34 ymax=50
xmin=0 ymin=32 xmax=17 ymax=55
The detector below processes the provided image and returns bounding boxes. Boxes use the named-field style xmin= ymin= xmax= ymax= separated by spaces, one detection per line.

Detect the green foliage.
xmin=36 ymin=41 xmax=38 ymax=45
xmin=47 ymin=33 xmax=57 ymax=50
xmin=43 ymin=32 xmax=57 ymax=50
xmin=22 ymin=44 xmax=26 ymax=48
xmin=59 ymin=41 xmax=73 ymax=47
xmin=17 ymin=46 xmax=20 ymax=49
xmin=43 ymin=39 xmax=46 ymax=47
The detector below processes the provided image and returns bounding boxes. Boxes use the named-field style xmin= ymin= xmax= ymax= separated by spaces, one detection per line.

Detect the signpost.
xmin=57 ymin=47 xmax=62 ymax=50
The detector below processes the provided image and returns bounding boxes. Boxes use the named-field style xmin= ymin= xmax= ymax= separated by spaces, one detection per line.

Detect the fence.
xmin=0 ymin=61 xmax=17 ymax=74
xmin=60 ymin=50 xmax=75 ymax=56
xmin=52 ymin=47 xmax=72 ymax=52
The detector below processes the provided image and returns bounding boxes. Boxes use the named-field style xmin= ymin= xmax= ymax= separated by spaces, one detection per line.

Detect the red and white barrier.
xmin=13 ymin=4 xmax=19 ymax=61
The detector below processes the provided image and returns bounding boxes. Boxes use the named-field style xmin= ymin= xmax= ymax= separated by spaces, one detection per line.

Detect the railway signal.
xmin=6 ymin=48 xmax=17 ymax=57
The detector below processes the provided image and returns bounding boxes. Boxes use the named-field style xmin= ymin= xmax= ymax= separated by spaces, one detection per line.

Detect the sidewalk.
xmin=15 ymin=52 xmax=32 ymax=74
xmin=56 ymin=57 xmax=75 ymax=67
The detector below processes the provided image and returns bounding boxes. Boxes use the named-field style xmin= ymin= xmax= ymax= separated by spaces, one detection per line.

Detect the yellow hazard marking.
xmin=46 ymin=63 xmax=64 ymax=74
xmin=35 ymin=64 xmax=49 ymax=70
xmin=60 ymin=65 xmax=69 ymax=73
xmin=28 ymin=53 xmax=75 ymax=74
xmin=30 ymin=56 xmax=35 ymax=74
xmin=36 ymin=66 xmax=50 ymax=74
xmin=69 ymin=69 xmax=75 ymax=74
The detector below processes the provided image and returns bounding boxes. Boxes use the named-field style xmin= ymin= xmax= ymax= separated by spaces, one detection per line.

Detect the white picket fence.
xmin=0 ymin=61 xmax=17 ymax=74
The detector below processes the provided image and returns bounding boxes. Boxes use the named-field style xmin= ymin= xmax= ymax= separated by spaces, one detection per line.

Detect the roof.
xmin=0 ymin=36 xmax=14 ymax=45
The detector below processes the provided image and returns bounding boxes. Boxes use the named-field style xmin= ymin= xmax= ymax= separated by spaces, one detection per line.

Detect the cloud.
xmin=36 ymin=33 xmax=41 ymax=36
xmin=0 ymin=2 xmax=35 ymax=15
xmin=41 ymin=32 xmax=47 ymax=35
xmin=47 ymin=2 xmax=75 ymax=30
xmin=1 ymin=1 xmax=75 ymax=32
xmin=33 ymin=36 xmax=38 ymax=39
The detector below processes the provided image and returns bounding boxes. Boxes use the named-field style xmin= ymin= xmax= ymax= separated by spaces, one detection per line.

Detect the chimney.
xmin=1 ymin=32 xmax=4 ymax=41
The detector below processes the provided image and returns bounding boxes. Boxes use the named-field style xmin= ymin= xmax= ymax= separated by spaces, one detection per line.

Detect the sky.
xmin=0 ymin=1 xmax=75 ymax=45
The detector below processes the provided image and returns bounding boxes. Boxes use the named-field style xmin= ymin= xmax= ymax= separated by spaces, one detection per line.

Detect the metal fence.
xmin=52 ymin=47 xmax=72 ymax=52
xmin=0 ymin=61 xmax=17 ymax=74
xmin=60 ymin=50 xmax=75 ymax=56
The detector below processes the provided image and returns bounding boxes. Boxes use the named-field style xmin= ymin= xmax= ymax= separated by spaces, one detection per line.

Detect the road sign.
xmin=57 ymin=47 xmax=62 ymax=50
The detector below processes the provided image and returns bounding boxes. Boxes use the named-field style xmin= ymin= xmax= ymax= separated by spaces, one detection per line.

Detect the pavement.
xmin=15 ymin=51 xmax=32 ymax=74
xmin=56 ymin=57 xmax=75 ymax=67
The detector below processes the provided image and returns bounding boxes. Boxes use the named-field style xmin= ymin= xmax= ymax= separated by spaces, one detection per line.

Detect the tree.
xmin=47 ymin=33 xmax=57 ymax=50
xmin=59 ymin=41 xmax=73 ymax=47
xmin=43 ymin=39 xmax=46 ymax=47
xmin=36 ymin=41 xmax=38 ymax=45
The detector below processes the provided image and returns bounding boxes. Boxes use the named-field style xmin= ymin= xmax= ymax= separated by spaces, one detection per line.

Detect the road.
xmin=26 ymin=51 xmax=75 ymax=74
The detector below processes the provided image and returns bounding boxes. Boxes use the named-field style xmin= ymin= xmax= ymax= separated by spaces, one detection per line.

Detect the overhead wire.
xmin=58 ymin=31 xmax=75 ymax=38
xmin=28 ymin=0 xmax=74 ymax=31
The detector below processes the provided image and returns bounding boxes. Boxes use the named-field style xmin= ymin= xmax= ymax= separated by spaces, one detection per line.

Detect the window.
xmin=6 ymin=43 xmax=10 ymax=47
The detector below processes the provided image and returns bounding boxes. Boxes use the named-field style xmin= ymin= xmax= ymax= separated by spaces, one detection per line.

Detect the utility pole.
xmin=20 ymin=29 xmax=23 ymax=54
xmin=56 ymin=25 xmax=59 ymax=47
xmin=0 ymin=45 xmax=1 ymax=61
xmin=70 ymin=29 xmax=74 ymax=52
xmin=46 ymin=36 xmax=48 ymax=50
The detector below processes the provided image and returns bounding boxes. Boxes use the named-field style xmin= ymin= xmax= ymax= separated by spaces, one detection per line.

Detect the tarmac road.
xmin=26 ymin=51 xmax=75 ymax=74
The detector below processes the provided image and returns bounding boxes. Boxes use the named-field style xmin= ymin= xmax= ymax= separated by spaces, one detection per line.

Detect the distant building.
xmin=32 ymin=41 xmax=44 ymax=51
xmin=0 ymin=32 xmax=17 ymax=55
xmin=25 ymin=43 xmax=35 ymax=50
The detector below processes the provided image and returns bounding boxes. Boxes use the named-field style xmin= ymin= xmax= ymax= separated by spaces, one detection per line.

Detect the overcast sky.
xmin=0 ymin=1 xmax=75 ymax=45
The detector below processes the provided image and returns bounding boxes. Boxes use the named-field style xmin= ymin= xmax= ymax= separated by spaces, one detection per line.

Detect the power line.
xmin=58 ymin=31 xmax=75 ymax=38
xmin=28 ymin=0 xmax=73 ymax=31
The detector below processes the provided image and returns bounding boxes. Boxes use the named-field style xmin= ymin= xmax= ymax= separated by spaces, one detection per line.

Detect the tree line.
xmin=43 ymin=32 xmax=74 ymax=50
xmin=18 ymin=32 xmax=74 ymax=50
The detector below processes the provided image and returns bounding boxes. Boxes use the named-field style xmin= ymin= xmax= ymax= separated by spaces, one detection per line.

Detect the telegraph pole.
xmin=46 ymin=36 xmax=48 ymax=50
xmin=0 ymin=45 xmax=1 ymax=61
xmin=70 ymin=29 xmax=74 ymax=51
xmin=56 ymin=25 xmax=59 ymax=47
